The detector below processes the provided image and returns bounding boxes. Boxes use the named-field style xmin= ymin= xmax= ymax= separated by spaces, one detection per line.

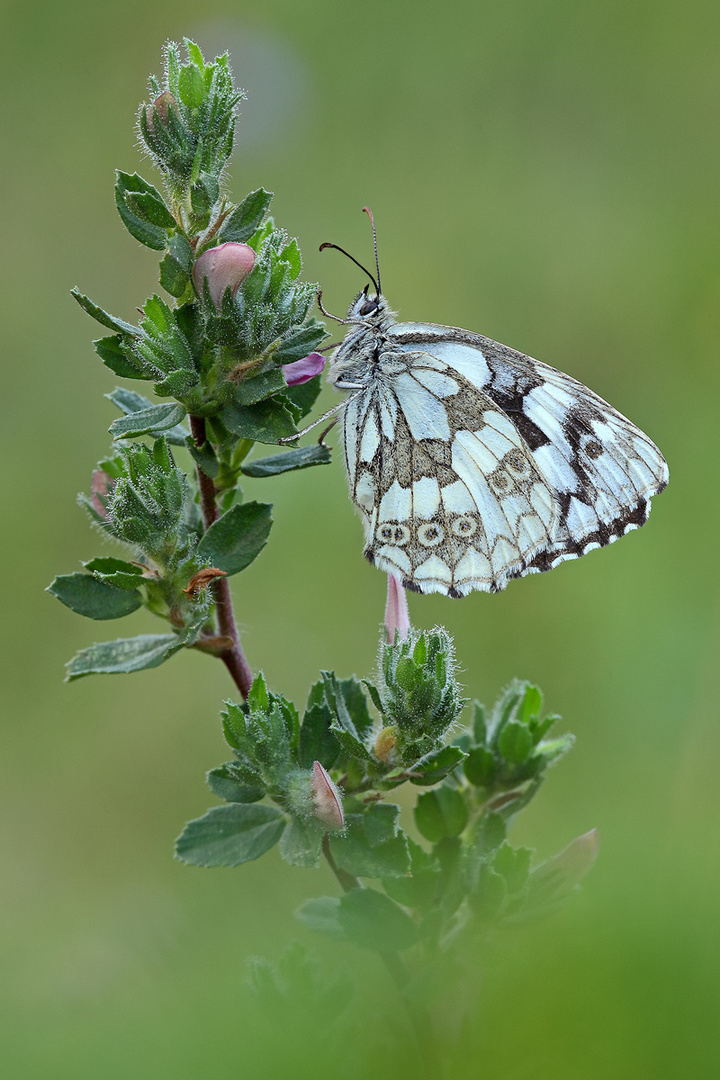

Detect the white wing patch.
xmin=337 ymin=318 xmax=668 ymax=596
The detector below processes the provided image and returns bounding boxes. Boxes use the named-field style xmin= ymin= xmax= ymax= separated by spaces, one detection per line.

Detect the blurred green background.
xmin=2 ymin=0 xmax=717 ymax=1075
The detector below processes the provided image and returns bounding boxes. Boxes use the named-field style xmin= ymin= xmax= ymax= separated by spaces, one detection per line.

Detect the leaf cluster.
xmin=175 ymin=668 xmax=587 ymax=959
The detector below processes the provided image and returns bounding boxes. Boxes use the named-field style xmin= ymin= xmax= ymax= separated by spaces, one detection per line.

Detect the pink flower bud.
xmin=91 ymin=469 xmax=115 ymax=520
xmin=535 ymin=829 xmax=599 ymax=894
xmin=384 ymin=573 xmax=410 ymax=644
xmin=192 ymin=243 xmax=256 ymax=310
xmin=311 ymin=761 xmax=344 ymax=830
xmin=145 ymin=91 xmax=177 ymax=132
xmin=282 ymin=352 xmax=326 ymax=386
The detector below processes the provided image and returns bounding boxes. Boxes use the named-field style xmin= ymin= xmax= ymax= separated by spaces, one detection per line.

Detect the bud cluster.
xmin=105 ymin=437 xmax=194 ymax=563
xmin=220 ymin=675 xmax=345 ymax=833
xmin=139 ymin=40 xmax=242 ymax=205
xmin=459 ymin=680 xmax=575 ymax=798
xmin=373 ymin=627 xmax=466 ymax=765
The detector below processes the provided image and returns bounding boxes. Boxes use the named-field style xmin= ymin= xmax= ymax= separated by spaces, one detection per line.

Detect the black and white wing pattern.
xmin=342 ymin=322 xmax=668 ymax=597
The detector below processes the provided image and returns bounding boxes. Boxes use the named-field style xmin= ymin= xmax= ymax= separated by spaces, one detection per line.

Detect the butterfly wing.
xmin=344 ymin=350 xmax=559 ymax=595
xmin=345 ymin=322 xmax=668 ymax=596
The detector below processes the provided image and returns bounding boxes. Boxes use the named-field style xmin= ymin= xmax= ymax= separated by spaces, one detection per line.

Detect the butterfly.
xmin=312 ymin=210 xmax=668 ymax=598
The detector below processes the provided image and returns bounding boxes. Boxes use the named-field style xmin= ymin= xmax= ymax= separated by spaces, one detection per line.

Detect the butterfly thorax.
xmin=327 ymin=293 xmax=400 ymax=389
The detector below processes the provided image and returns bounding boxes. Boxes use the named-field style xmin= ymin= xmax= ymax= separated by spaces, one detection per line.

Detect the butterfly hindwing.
xmin=351 ymin=352 xmax=558 ymax=595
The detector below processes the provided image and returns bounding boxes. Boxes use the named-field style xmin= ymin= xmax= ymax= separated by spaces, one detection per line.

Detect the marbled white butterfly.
xmin=315 ymin=211 xmax=668 ymax=597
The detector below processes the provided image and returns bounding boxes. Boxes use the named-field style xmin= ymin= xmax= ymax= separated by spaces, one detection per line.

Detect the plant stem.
xmin=321 ymin=835 xmax=436 ymax=1071
xmin=189 ymin=414 xmax=253 ymax=700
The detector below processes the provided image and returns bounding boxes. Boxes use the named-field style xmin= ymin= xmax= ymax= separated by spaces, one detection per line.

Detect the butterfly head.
xmin=346 ymin=284 xmax=393 ymax=327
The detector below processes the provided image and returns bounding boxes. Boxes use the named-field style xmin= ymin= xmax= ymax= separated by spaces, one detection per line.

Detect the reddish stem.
xmin=189 ymin=414 xmax=253 ymax=699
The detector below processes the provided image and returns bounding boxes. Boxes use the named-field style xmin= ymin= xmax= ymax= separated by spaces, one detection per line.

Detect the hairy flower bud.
xmin=145 ymin=91 xmax=178 ymax=132
xmin=282 ymin=352 xmax=326 ymax=387
xmin=91 ymin=469 xmax=115 ymax=520
xmin=192 ymin=242 xmax=256 ymax=309
xmin=376 ymin=626 xmax=465 ymax=763
xmin=310 ymin=761 xmax=344 ymax=830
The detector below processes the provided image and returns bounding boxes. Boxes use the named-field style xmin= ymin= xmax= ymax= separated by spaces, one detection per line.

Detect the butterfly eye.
xmin=358 ymin=298 xmax=379 ymax=316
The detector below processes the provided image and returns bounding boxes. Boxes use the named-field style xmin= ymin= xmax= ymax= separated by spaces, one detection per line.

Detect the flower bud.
xmin=282 ymin=352 xmax=326 ymax=387
xmin=192 ymin=242 xmax=256 ymax=309
xmin=91 ymin=469 xmax=115 ymax=520
xmin=145 ymin=91 xmax=177 ymax=132
xmin=384 ymin=573 xmax=409 ymax=644
xmin=542 ymin=829 xmax=599 ymax=891
xmin=375 ymin=626 xmax=465 ymax=763
xmin=310 ymin=761 xmax=344 ymax=830
xmin=373 ymin=726 xmax=398 ymax=765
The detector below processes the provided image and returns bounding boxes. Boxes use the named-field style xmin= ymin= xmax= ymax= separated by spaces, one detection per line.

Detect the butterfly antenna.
xmin=319 ymin=243 xmax=380 ymax=295
xmin=362 ymin=206 xmax=381 ymax=297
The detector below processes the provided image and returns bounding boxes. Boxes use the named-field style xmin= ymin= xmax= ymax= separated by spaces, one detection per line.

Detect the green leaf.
xmin=168 ymin=233 xmax=194 ymax=272
xmin=464 ymin=746 xmax=496 ymax=788
xmin=178 ymin=63 xmax=206 ymax=108
xmin=125 ymin=191 xmax=176 ymax=230
xmin=330 ymin=816 xmax=409 ymax=878
xmin=241 ymin=444 xmax=331 ymax=477
xmin=518 ymin=685 xmax=543 ymax=725
xmin=273 ymin=323 xmax=328 ymax=364
xmin=221 ymin=397 xmax=299 ymax=444
xmin=154 ymin=369 xmax=199 ymax=398
xmin=322 ymin=672 xmax=374 ymax=763
xmin=295 ymin=896 xmax=343 ymax=939
xmin=337 ymin=889 xmax=418 ymax=953
xmin=106 ymin=390 xmax=190 ymax=443
xmin=363 ymin=803 xmax=400 ymax=847
xmin=409 ymin=745 xmax=467 ymax=785
xmin=338 ymin=676 xmax=374 ymax=739
xmin=65 ymin=633 xmax=182 ymax=680
xmin=281 ymin=375 xmax=324 ymax=423
xmin=94 ymin=335 xmax=150 ymax=380
xmin=279 ymin=818 xmax=323 ymax=868
xmin=71 ymin=289 xmax=140 ymax=336
xmin=197 ymin=501 xmax=272 ymax=575
xmin=232 ymin=368 xmax=287 ymax=407
xmin=83 ymin=556 xmax=142 ymax=577
xmin=109 ymin=402 xmax=187 ymax=440
xmin=472 ymin=700 xmax=487 ymax=744
xmin=185 ymin=436 xmax=220 ymax=478
xmin=219 ymin=189 xmax=273 ymax=244
xmin=330 ymin=723 xmax=374 ymax=764
xmin=414 ymin=786 xmax=468 ymax=843
xmin=175 ymin=803 xmax=285 ymax=867
xmin=299 ymin=702 xmax=338 ymax=770
xmin=499 ymin=721 xmax=533 ymax=764
xmin=383 ymin=839 xmax=440 ymax=912
xmin=535 ymin=733 xmax=575 ymax=766
xmin=47 ymin=573 xmax=141 ymax=620
xmin=159 ymin=253 xmax=191 ymax=298
xmin=474 ymin=811 xmax=507 ymax=855
xmin=363 ymin=679 xmax=385 ymax=717
xmin=206 ymin=764 xmax=264 ymax=804
xmin=279 ymin=238 xmax=302 ymax=278
xmin=469 ymin=863 xmax=507 ymax=920
xmin=493 ymin=842 xmax=532 ymax=893
xmin=115 ymin=172 xmax=168 ymax=250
